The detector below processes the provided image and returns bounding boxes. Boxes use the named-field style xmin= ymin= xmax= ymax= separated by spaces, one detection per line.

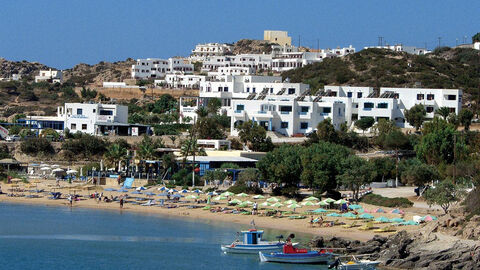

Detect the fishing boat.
xmin=328 ymin=256 xmax=381 ymax=269
xmin=221 ymin=229 xmax=294 ymax=254
xmin=259 ymin=247 xmax=335 ymax=264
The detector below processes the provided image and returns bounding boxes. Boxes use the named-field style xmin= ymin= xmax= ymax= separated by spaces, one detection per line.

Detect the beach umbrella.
xmin=359 ymin=213 xmax=374 ymax=219
xmin=304 ymin=196 xmax=320 ymax=201
xmin=180 ymin=189 xmax=189 ymax=193
xmin=312 ymin=208 xmax=328 ymax=213
xmin=136 ymin=186 xmax=146 ymax=191
xmin=375 ymin=216 xmax=390 ymax=223
xmin=334 ymin=199 xmax=347 ymax=204
xmin=317 ymin=201 xmax=329 ymax=206
xmin=260 ymin=202 xmax=271 ymax=207
xmin=168 ymin=189 xmax=178 ymax=193
xmin=253 ymin=195 xmax=265 ymax=199
xmin=237 ymin=202 xmax=250 ymax=208
xmin=390 ymin=208 xmax=405 ymax=214
xmin=301 ymin=201 xmax=316 ymax=206
xmin=158 ymin=187 xmax=167 ymax=191
xmin=229 ymin=199 xmax=242 ymax=204
xmin=413 ymin=215 xmax=423 ymax=223
xmin=207 ymin=192 xmax=217 ymax=196
xmin=390 ymin=218 xmax=405 ymax=223
xmin=266 ymin=197 xmax=280 ymax=203
xmin=213 ymin=195 xmax=227 ymax=201
xmin=422 ymin=215 xmax=437 ymax=221
xmin=348 ymin=204 xmax=362 ymax=210
xmin=342 ymin=212 xmax=357 ymax=218
xmin=131 ymin=191 xmax=143 ymax=195
xmin=323 ymin=198 xmax=335 ymax=203
xmin=401 ymin=220 xmax=419 ymax=226
xmin=284 ymin=199 xmax=297 ymax=205
xmin=374 ymin=208 xmax=385 ymax=213
xmin=192 ymin=189 xmax=203 ymax=194
xmin=104 ymin=188 xmax=117 ymax=191
xmin=186 ymin=195 xmax=199 ymax=200
xmin=326 ymin=213 xmax=341 ymax=217
xmin=66 ymin=169 xmax=78 ymax=174
xmin=222 ymin=191 xmax=235 ymax=197
xmin=271 ymin=202 xmax=284 ymax=208
xmin=40 ymin=167 xmax=51 ymax=171
xmin=51 ymin=164 xmax=60 ymax=168
xmin=243 ymin=200 xmax=254 ymax=205
xmin=52 ymin=168 xmax=64 ymax=173
xmin=287 ymin=203 xmax=302 ymax=209
xmin=236 ymin=193 xmax=248 ymax=197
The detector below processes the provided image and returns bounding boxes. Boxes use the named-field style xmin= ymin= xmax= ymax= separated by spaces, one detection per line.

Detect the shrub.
xmin=61 ymin=134 xmax=109 ymax=158
xmin=227 ymin=183 xmax=263 ymax=195
xmin=360 ymin=193 xmax=413 ymax=208
xmin=20 ymin=138 xmax=55 ymax=156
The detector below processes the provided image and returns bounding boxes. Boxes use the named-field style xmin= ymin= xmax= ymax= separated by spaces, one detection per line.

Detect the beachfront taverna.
xmin=20 ymin=103 xmax=150 ymax=136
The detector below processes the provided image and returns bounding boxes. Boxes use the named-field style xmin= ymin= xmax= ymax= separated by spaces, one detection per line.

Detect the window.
xmin=252 ymin=88 xmax=256 ymax=93
xmin=246 ymin=87 xmax=250 ymax=93
xmin=71 ymin=124 xmax=76 ymax=130
xmin=449 ymin=107 xmax=456 ymax=113
xmin=223 ymin=87 xmax=228 ymax=92
xmin=236 ymin=105 xmax=244 ymax=111
xmin=357 ymin=92 xmax=363 ymax=98
xmin=377 ymin=103 xmax=388 ymax=109
xmin=447 ymin=95 xmax=457 ymax=100
xmin=270 ymin=88 xmax=274 ymax=94
xmin=300 ymin=122 xmax=308 ymax=129
xmin=301 ymin=106 xmax=309 ymax=112
xmin=218 ymin=87 xmax=223 ymax=92
xmin=281 ymin=122 xmax=289 ymax=128
xmin=76 ymin=108 xmax=83 ymax=115
xmin=93 ymin=109 xmax=96 ymax=113
xmin=427 ymin=94 xmax=434 ymax=100
xmin=417 ymin=94 xmax=424 ymax=100
xmin=288 ymin=88 xmax=295 ymax=94
xmin=364 ymin=102 xmax=374 ymax=109
xmin=82 ymin=124 xmax=87 ymax=130
xmin=426 ymin=106 xmax=434 ymax=113
xmin=321 ymin=107 xmax=331 ymax=114
xmin=347 ymin=92 xmax=352 ymax=98
xmin=279 ymin=106 xmax=292 ymax=113
xmin=100 ymin=110 xmax=113 ymax=115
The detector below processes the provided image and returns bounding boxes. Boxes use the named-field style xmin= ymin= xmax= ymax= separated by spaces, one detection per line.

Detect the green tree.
xmin=337 ymin=156 xmax=374 ymax=202
xmin=195 ymin=107 xmax=209 ymax=118
xmin=300 ymin=142 xmax=351 ymax=193
xmin=20 ymin=138 xmax=55 ymax=156
xmin=401 ymin=163 xmax=439 ymax=187
xmin=424 ymin=180 xmax=465 ymax=214
xmin=383 ymin=130 xmax=409 ymax=185
xmin=355 ymin=117 xmax=375 ymax=133
xmin=435 ymin=107 xmax=451 ymax=120
xmin=151 ymin=94 xmax=177 ymax=114
xmin=237 ymin=120 xmax=274 ymax=152
xmin=371 ymin=157 xmax=395 ymax=182
xmin=316 ymin=118 xmax=337 ymax=143
xmin=373 ymin=119 xmax=398 ymax=146
xmin=195 ymin=117 xmax=225 ymax=139
xmin=472 ymin=32 xmax=480 ymax=43
xmin=207 ymin=98 xmax=222 ymax=115
xmin=238 ymin=168 xmax=259 ymax=183
xmin=103 ymin=143 xmax=128 ymax=171
xmin=136 ymin=135 xmax=164 ymax=160
xmin=459 ymin=109 xmax=474 ymax=131
xmin=405 ymin=104 xmax=426 ymax=131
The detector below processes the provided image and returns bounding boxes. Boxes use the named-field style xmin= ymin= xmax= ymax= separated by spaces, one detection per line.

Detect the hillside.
xmin=0 ymin=58 xmax=51 ymax=79
xmin=63 ymin=59 xmax=135 ymax=86
xmin=231 ymin=39 xmax=275 ymax=54
xmin=282 ymin=47 xmax=480 ymax=102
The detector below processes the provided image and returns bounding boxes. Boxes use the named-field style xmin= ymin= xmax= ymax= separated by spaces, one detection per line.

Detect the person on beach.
xmin=120 ymin=197 xmax=124 ymax=208
xmin=67 ymin=195 xmax=73 ymax=207
xmin=252 ymin=201 xmax=258 ymax=215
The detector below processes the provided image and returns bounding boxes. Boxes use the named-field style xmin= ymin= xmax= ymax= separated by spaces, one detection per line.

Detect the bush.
xmin=153 ymin=124 xmax=190 ymax=136
xmin=360 ymin=193 xmax=413 ymax=208
xmin=227 ymin=183 xmax=263 ymax=195
xmin=20 ymin=138 xmax=55 ymax=156
xmin=272 ymin=186 xmax=299 ymax=198
xmin=61 ymin=134 xmax=109 ymax=158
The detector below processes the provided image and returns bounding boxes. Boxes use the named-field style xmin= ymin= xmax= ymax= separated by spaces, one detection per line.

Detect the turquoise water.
xmin=0 ymin=203 xmax=323 ymax=270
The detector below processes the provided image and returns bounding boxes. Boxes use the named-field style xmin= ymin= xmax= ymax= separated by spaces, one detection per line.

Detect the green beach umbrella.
xmin=222 ymin=191 xmax=235 ymax=197
xmin=312 ymin=208 xmax=328 ymax=213
xmin=253 ymin=195 xmax=265 ymax=199
xmin=202 ymin=206 xmax=211 ymax=210
xmin=236 ymin=193 xmax=248 ymax=197
xmin=260 ymin=202 xmax=271 ymax=207
xmin=185 ymin=195 xmax=199 ymax=199
xmin=375 ymin=216 xmax=390 ymax=223
xmin=301 ymin=201 xmax=316 ymax=206
xmin=271 ymin=202 xmax=284 ymax=208
xmin=229 ymin=199 xmax=242 ymax=204
xmin=359 ymin=213 xmax=374 ymax=219
xmin=342 ymin=212 xmax=357 ymax=218
xmin=323 ymin=198 xmax=335 ymax=203
xmin=267 ymin=197 xmax=280 ymax=203
xmin=213 ymin=195 xmax=227 ymax=201
xmin=284 ymin=199 xmax=297 ymax=205
xmin=304 ymin=196 xmax=320 ymax=201
xmin=317 ymin=201 xmax=329 ymax=206
xmin=287 ymin=203 xmax=302 ymax=209
xmin=243 ymin=200 xmax=254 ymax=205
xmin=334 ymin=199 xmax=348 ymax=204
xmin=237 ymin=202 xmax=250 ymax=208
xmin=326 ymin=213 xmax=341 ymax=217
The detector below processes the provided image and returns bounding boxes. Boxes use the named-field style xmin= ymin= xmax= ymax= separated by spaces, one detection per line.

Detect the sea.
xmin=0 ymin=203 xmax=326 ymax=270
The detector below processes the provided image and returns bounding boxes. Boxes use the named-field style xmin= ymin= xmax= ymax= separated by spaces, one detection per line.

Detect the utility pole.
xmin=378 ymin=36 xmax=384 ymax=47
xmin=317 ymin=39 xmax=319 ymax=51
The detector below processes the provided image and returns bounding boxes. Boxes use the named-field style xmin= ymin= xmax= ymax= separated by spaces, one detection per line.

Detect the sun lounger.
xmin=341 ymin=221 xmax=358 ymax=228
xmin=373 ymin=226 xmax=396 ymax=233
xmin=358 ymin=222 xmax=374 ymax=230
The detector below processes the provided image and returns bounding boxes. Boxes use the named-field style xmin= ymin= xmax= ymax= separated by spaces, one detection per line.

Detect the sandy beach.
xmin=0 ymin=180 xmax=427 ymax=242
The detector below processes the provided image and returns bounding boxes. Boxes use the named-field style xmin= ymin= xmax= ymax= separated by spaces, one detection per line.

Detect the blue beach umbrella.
xmin=375 ymin=216 xmax=390 ymax=223
xmin=326 ymin=213 xmax=341 ymax=217
xmin=192 ymin=190 xmax=203 ymax=193
xmin=342 ymin=212 xmax=357 ymax=218
xmin=312 ymin=208 xmax=328 ymax=213
xmin=158 ymin=187 xmax=167 ymax=191
xmin=180 ymin=189 xmax=189 ymax=193
xmin=359 ymin=213 xmax=374 ymax=219
xmin=348 ymin=204 xmax=362 ymax=210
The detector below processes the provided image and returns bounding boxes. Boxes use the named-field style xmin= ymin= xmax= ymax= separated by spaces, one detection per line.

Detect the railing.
xmin=298 ymin=112 xmax=308 ymax=115
xmin=320 ymin=113 xmax=330 ymax=116
xmin=280 ymin=111 xmax=290 ymax=115
xmin=257 ymin=111 xmax=267 ymax=114
xmin=363 ymin=108 xmax=373 ymax=111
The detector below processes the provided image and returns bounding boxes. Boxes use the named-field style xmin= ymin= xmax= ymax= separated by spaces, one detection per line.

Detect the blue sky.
xmin=0 ymin=0 xmax=478 ymax=69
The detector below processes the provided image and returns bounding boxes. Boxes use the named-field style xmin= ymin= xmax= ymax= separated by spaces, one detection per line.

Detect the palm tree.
xmin=136 ymin=135 xmax=164 ymax=160
xmin=195 ymin=107 xmax=208 ymax=118
xmin=104 ymin=143 xmax=128 ymax=172
xmin=435 ymin=107 xmax=450 ymax=120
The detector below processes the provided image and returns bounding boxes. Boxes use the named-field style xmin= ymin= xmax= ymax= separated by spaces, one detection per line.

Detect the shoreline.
xmin=0 ymin=189 xmax=415 ymax=242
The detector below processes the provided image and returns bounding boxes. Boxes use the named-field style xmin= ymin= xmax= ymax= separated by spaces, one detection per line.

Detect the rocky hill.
xmin=282 ymin=47 xmax=480 ymax=102
xmin=0 ymin=58 xmax=51 ymax=79
xmin=231 ymin=39 xmax=275 ymax=55
xmin=63 ymin=59 xmax=135 ymax=86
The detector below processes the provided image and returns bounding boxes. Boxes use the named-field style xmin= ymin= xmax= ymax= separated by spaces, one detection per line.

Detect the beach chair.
xmin=373 ymin=225 xmax=396 ymax=233
xmin=358 ymin=222 xmax=374 ymax=231
xmin=341 ymin=221 xmax=358 ymax=228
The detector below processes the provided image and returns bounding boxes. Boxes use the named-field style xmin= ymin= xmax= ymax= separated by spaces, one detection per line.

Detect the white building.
xmin=208 ymin=66 xmax=254 ymax=79
xmin=327 ymin=45 xmax=356 ymax=57
xmin=156 ymin=74 xmax=206 ymax=89
xmin=201 ymin=54 xmax=272 ymax=73
xmin=190 ymin=43 xmax=233 ymax=61
xmin=474 ymin=42 xmax=480 ymax=50
xmin=35 ymin=69 xmax=63 ymax=83
xmin=131 ymin=57 xmax=194 ymax=79
xmin=364 ymin=44 xmax=431 ymax=55
xmin=271 ymin=51 xmax=335 ymax=72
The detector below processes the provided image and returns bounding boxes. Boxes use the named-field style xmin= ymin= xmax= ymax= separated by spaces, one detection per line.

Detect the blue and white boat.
xmin=221 ymin=230 xmax=293 ymax=254
xmin=259 ymin=248 xmax=335 ymax=264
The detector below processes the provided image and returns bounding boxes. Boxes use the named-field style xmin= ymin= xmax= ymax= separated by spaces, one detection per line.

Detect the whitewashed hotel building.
xmin=131 ymin=58 xmax=194 ymax=79
xmin=190 ymin=43 xmax=233 ymax=61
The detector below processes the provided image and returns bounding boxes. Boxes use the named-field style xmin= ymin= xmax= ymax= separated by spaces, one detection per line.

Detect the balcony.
xmin=280 ymin=111 xmax=291 ymax=115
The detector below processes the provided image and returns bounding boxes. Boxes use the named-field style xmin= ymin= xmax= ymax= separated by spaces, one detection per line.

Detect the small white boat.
xmin=329 ymin=257 xmax=381 ymax=270
xmin=221 ymin=230 xmax=295 ymax=254
xmin=259 ymin=249 xmax=335 ymax=264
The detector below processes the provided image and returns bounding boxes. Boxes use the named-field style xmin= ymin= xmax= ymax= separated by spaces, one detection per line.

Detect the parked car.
xmin=5 ymin=135 xmax=21 ymax=142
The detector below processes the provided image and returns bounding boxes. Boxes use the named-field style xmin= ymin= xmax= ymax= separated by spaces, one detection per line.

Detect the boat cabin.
xmin=241 ymin=229 xmax=264 ymax=244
